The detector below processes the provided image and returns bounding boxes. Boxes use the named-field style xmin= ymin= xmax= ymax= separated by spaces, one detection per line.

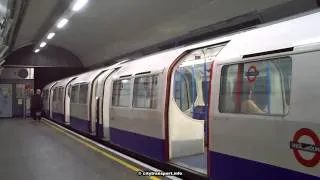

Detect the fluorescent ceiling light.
xmin=40 ymin=42 xmax=47 ymax=47
xmin=34 ymin=49 xmax=40 ymax=53
xmin=47 ymin=32 xmax=55 ymax=39
xmin=57 ymin=18 xmax=68 ymax=29
xmin=72 ymin=0 xmax=88 ymax=11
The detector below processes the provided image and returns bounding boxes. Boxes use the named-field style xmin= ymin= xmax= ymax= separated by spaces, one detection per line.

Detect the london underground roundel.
xmin=290 ymin=128 xmax=320 ymax=167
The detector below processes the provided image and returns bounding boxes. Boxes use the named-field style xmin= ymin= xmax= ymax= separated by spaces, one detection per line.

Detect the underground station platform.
xmin=0 ymin=118 xmax=180 ymax=180
xmin=1 ymin=1 xmax=320 ymax=180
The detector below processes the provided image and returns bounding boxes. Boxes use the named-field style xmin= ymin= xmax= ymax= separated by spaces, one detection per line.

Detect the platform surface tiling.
xmin=0 ymin=119 xmax=166 ymax=180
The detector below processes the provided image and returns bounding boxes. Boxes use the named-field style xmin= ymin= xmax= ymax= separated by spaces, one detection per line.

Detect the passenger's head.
xmin=36 ymin=89 xmax=41 ymax=95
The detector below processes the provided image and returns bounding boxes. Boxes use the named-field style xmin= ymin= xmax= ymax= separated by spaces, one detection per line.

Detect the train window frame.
xmin=218 ymin=56 xmax=292 ymax=117
xmin=111 ymin=78 xmax=132 ymax=107
xmin=132 ymin=73 xmax=160 ymax=110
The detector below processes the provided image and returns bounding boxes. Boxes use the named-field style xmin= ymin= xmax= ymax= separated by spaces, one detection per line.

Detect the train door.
xmin=90 ymin=77 xmax=100 ymax=135
xmin=42 ymin=89 xmax=49 ymax=117
xmin=49 ymin=88 xmax=54 ymax=119
xmin=168 ymin=44 xmax=226 ymax=174
xmin=65 ymin=83 xmax=73 ymax=125
xmin=100 ymin=69 xmax=119 ymax=140
xmin=47 ymin=82 xmax=57 ymax=119
xmin=93 ymin=70 xmax=110 ymax=138
xmin=90 ymin=69 xmax=114 ymax=137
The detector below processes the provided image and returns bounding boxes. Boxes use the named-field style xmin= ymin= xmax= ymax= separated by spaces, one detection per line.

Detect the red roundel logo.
xmin=245 ymin=65 xmax=259 ymax=83
xmin=290 ymin=128 xmax=320 ymax=167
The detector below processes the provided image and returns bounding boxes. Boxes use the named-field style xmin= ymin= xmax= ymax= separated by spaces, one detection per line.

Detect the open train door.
xmin=165 ymin=43 xmax=227 ymax=175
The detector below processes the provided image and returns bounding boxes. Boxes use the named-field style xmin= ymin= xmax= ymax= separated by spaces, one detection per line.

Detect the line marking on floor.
xmin=42 ymin=119 xmax=182 ymax=180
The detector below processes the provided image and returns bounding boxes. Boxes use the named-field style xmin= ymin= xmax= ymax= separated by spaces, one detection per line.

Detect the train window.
xmin=79 ymin=84 xmax=88 ymax=104
xmin=56 ymin=88 xmax=60 ymax=101
xmin=71 ymin=85 xmax=79 ymax=103
xmin=173 ymin=45 xmax=223 ymax=119
xmin=56 ymin=87 xmax=60 ymax=101
xmin=219 ymin=57 xmax=292 ymax=116
xmin=132 ymin=75 xmax=159 ymax=109
xmin=112 ymin=79 xmax=131 ymax=107
xmin=53 ymin=88 xmax=58 ymax=101
xmin=59 ymin=87 xmax=64 ymax=102
xmin=174 ymin=69 xmax=193 ymax=112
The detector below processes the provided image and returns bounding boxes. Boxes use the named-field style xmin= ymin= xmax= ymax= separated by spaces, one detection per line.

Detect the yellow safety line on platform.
xmin=42 ymin=120 xmax=161 ymax=180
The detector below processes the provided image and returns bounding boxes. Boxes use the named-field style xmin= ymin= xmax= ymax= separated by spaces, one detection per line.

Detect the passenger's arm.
xmin=241 ymin=100 xmax=265 ymax=114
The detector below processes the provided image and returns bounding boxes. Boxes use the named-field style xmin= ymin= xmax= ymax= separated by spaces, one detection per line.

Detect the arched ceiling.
xmin=9 ymin=0 xmax=320 ymax=67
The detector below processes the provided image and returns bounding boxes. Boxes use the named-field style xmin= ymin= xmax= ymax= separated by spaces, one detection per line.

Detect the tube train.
xmin=43 ymin=10 xmax=320 ymax=180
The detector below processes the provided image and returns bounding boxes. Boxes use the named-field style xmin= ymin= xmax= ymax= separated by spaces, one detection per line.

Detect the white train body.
xmin=42 ymin=10 xmax=320 ymax=179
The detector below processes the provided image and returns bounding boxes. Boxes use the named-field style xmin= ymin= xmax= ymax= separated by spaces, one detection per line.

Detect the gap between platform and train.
xmin=41 ymin=118 xmax=182 ymax=180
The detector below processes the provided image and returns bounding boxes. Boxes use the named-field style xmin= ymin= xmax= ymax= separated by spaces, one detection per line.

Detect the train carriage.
xmin=51 ymin=76 xmax=78 ymax=124
xmin=68 ymin=69 xmax=106 ymax=133
xmin=208 ymin=10 xmax=320 ymax=179
xmin=109 ymin=50 xmax=183 ymax=161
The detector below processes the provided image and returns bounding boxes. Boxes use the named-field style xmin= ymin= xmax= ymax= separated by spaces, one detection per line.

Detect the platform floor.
xmin=171 ymin=152 xmax=207 ymax=174
xmin=0 ymin=119 xmax=167 ymax=180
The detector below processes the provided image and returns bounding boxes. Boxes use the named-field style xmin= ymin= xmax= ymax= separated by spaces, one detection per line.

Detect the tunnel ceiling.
xmin=10 ymin=0 xmax=320 ymax=67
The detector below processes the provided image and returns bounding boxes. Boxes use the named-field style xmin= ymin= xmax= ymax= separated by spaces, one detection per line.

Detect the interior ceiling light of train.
xmin=33 ymin=0 xmax=88 ymax=54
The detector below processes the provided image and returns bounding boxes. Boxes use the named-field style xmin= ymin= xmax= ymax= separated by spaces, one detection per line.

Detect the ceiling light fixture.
xmin=72 ymin=0 xmax=88 ymax=11
xmin=40 ymin=42 xmax=47 ymax=47
xmin=57 ymin=18 xmax=69 ymax=29
xmin=47 ymin=32 xmax=55 ymax=39
xmin=34 ymin=49 xmax=40 ymax=53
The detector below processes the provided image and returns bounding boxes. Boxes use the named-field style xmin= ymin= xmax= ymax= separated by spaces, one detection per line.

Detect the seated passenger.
xmin=241 ymin=89 xmax=265 ymax=114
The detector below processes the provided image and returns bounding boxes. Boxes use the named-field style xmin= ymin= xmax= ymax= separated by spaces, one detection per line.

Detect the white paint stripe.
xmin=43 ymin=118 xmax=182 ymax=180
